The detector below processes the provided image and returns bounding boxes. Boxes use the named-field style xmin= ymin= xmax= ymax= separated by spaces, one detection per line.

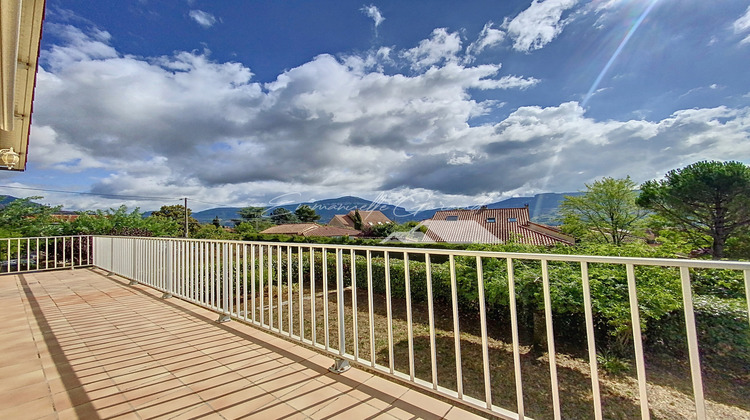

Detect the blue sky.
xmin=1 ymin=0 xmax=749 ymax=211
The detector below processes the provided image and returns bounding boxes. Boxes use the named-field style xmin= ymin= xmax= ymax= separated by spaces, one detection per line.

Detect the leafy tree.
xmin=191 ymin=224 xmax=239 ymax=240
xmin=0 ymin=196 xmax=63 ymax=237
xmin=237 ymin=206 xmax=266 ymax=222
xmin=212 ymin=216 xmax=221 ymax=228
xmin=66 ymin=206 xmax=179 ymax=237
xmin=637 ymin=161 xmax=750 ymax=259
xmin=151 ymin=205 xmax=200 ymax=237
xmin=363 ymin=222 xmax=397 ymax=237
xmin=352 ymin=209 xmax=363 ymax=230
xmin=270 ymin=207 xmax=297 ymax=225
xmin=559 ymin=177 xmax=648 ymax=246
xmin=235 ymin=206 xmax=269 ymax=229
xmin=294 ymin=205 xmax=321 ymax=222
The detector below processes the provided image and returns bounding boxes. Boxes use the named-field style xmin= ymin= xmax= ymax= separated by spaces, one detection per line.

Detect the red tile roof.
xmin=429 ymin=207 xmax=573 ymax=246
xmin=260 ymin=224 xmax=360 ymax=237
xmin=421 ymin=220 xmax=501 ymax=244
xmin=328 ymin=210 xmax=392 ymax=228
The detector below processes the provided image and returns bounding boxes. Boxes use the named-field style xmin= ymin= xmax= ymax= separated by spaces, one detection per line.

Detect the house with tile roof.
xmin=415 ymin=206 xmax=573 ymax=245
xmin=328 ymin=210 xmax=392 ymax=229
xmin=260 ymin=223 xmax=361 ymax=238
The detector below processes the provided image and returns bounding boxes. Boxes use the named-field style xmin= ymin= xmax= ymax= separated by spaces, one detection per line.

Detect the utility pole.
xmin=184 ymin=197 xmax=189 ymax=238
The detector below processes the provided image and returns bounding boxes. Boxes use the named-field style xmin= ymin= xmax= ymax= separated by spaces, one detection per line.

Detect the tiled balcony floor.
xmin=1 ymin=268 xmax=488 ymax=419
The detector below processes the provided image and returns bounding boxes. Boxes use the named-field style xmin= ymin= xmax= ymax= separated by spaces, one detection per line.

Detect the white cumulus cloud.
xmin=465 ymin=22 xmax=506 ymax=62
xmin=400 ymin=28 xmax=462 ymax=70
xmin=734 ymin=5 xmax=750 ymax=44
xmin=189 ymin=10 xmax=217 ymax=28
xmin=505 ymin=0 xmax=579 ymax=52
xmin=361 ymin=4 xmax=385 ymax=28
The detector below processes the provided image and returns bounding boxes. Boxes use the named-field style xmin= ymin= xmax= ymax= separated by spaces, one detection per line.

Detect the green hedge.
xmin=246 ymin=242 xmax=747 ymax=361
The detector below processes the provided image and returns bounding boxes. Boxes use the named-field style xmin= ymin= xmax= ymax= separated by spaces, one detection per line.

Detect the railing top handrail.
xmin=2 ymin=235 xmax=91 ymax=240
xmin=92 ymin=235 xmax=750 ymax=270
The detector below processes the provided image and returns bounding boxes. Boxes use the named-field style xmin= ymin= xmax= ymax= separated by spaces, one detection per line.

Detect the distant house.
xmin=260 ymin=223 xmax=361 ymax=238
xmin=328 ymin=210 xmax=392 ymax=229
xmin=390 ymin=207 xmax=573 ymax=245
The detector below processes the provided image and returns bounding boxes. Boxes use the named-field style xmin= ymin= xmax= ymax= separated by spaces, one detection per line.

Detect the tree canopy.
xmin=559 ymin=177 xmax=647 ymax=246
xmin=294 ymin=205 xmax=320 ymax=222
xmin=637 ymin=160 xmax=750 ymax=259
xmin=151 ymin=205 xmax=200 ymax=237
xmin=0 ymin=196 xmax=62 ymax=237
xmin=270 ymin=207 xmax=297 ymax=225
xmin=66 ymin=206 xmax=179 ymax=237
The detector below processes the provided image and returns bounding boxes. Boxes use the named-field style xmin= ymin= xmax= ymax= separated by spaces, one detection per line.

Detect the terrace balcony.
xmin=1 ymin=235 xmax=749 ymax=419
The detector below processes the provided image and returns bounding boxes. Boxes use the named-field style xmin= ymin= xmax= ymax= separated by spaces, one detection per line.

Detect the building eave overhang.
xmin=1 ymin=0 xmax=46 ymax=171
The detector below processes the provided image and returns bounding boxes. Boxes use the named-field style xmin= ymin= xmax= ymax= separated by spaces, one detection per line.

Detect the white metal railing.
xmin=92 ymin=236 xmax=750 ymax=420
xmin=0 ymin=235 xmax=93 ymax=274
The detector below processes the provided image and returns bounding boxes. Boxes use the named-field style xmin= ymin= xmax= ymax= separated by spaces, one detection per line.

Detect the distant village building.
xmin=385 ymin=206 xmax=573 ymax=245
xmin=328 ymin=210 xmax=392 ymax=229
xmin=260 ymin=223 xmax=360 ymax=238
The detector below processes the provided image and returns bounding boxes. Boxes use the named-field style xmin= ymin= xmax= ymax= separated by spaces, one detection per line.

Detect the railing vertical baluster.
xmin=200 ymin=241 xmax=204 ymax=305
xmin=336 ymin=248 xmax=346 ymax=357
xmin=581 ymin=262 xmax=602 ymax=420
xmin=476 ymin=256 xmax=492 ymax=409
xmin=351 ymin=249 xmax=358 ymax=361
xmin=367 ymin=250 xmax=375 ymax=367
xmin=323 ymin=248 xmax=329 ymax=351
xmin=45 ymin=237 xmax=49 ymax=270
xmin=449 ymin=254 xmax=463 ymax=398
xmin=260 ymin=245 xmax=265 ymax=327
xmin=268 ymin=245 xmax=274 ymax=330
xmin=426 ymin=253 xmax=438 ymax=390
xmin=62 ymin=237 xmax=66 ymax=269
xmin=287 ymin=245 xmax=292 ymax=338
xmin=278 ymin=245 xmax=282 ymax=333
xmin=298 ymin=246 xmax=304 ymax=340
xmin=626 ymin=264 xmax=650 ymax=420
xmin=385 ymin=251 xmax=394 ymax=374
xmin=35 ymin=238 xmax=39 ymax=271
xmin=226 ymin=242 xmax=233 ymax=316
xmin=243 ymin=244 xmax=248 ymax=321
xmin=744 ymin=270 xmax=750 ymax=330
xmin=251 ymin=244 xmax=257 ymax=324
xmin=680 ymin=267 xmax=706 ymax=419
xmin=541 ymin=259 xmax=561 ymax=420
xmin=310 ymin=246 xmax=316 ymax=346
xmin=53 ymin=237 xmax=57 ymax=268
xmin=213 ymin=242 xmax=218 ymax=309
xmin=405 ymin=252 xmax=414 ymax=381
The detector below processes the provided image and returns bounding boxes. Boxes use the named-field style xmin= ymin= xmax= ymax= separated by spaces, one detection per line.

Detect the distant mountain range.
xmin=191 ymin=192 xmax=581 ymax=226
xmin=1 ymin=192 xmax=580 ymax=226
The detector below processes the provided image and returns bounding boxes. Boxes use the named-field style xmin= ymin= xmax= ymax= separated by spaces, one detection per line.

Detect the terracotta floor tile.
xmin=0 ymin=395 xmax=55 ymax=419
xmin=309 ymin=394 xmax=385 ymax=419
xmin=245 ymin=400 xmax=309 ymax=419
xmin=277 ymin=379 xmax=342 ymax=415
xmin=0 ymin=381 xmax=51 ymax=410
xmin=130 ymin=387 xmax=208 ymax=419
xmin=1 ymin=269 xmax=492 ymax=420
xmin=254 ymin=366 xmax=311 ymax=397
xmin=443 ymin=405 xmax=490 ymax=419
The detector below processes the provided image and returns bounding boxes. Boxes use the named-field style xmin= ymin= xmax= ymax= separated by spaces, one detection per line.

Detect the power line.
xmin=0 ymin=184 xmax=245 ymax=208
xmin=0 ymin=185 xmax=180 ymax=201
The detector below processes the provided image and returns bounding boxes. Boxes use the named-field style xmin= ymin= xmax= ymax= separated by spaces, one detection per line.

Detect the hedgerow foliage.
xmin=258 ymin=241 xmax=748 ymax=364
